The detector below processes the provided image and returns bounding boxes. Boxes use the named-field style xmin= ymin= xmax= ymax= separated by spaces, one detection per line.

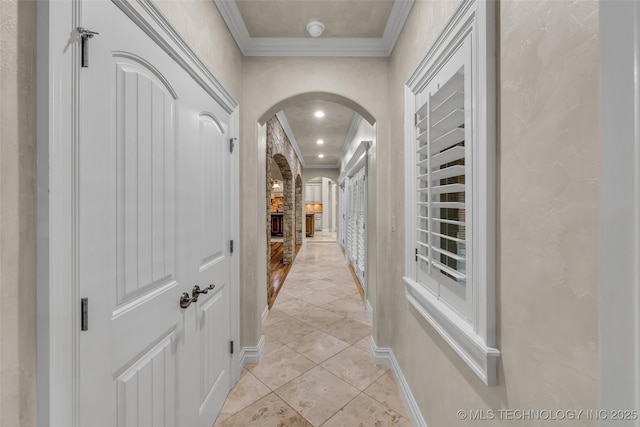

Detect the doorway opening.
xmin=258 ymin=93 xmax=376 ymax=313
xmin=304 ymin=176 xmax=338 ymax=243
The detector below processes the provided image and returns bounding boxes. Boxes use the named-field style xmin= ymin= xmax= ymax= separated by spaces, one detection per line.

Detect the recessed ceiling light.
xmin=317 ymin=139 xmax=324 ymax=145
xmin=314 ymin=111 xmax=325 ymax=118
xmin=318 ymin=154 xmax=324 ymax=158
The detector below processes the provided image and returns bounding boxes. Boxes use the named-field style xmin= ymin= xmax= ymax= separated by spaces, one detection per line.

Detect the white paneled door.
xmin=78 ymin=2 xmax=232 ymax=426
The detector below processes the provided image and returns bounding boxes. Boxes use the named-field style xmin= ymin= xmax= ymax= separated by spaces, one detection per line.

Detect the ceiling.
xmin=217 ymin=0 xmax=402 ymax=171
xmin=236 ymin=1 xmax=394 ymax=38
xmin=281 ymin=100 xmax=355 ymax=167
xmin=214 ymin=0 xmax=415 ymax=56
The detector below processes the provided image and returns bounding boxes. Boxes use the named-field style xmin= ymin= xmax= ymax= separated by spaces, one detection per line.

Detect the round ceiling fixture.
xmin=307 ymin=21 xmax=325 ymax=38
xmin=317 ymin=139 xmax=324 ymax=145
xmin=318 ymin=154 xmax=325 ymax=158
xmin=314 ymin=110 xmax=325 ymax=118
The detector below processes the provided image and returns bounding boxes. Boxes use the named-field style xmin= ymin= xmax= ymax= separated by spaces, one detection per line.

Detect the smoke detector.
xmin=307 ymin=21 xmax=325 ymax=38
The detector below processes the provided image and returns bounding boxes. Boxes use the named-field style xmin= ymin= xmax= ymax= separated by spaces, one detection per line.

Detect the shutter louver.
xmin=356 ymin=168 xmax=366 ymax=281
xmin=415 ymin=67 xmax=467 ymax=287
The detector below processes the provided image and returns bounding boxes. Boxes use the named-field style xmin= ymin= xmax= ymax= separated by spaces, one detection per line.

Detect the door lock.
xmin=179 ymin=284 xmax=216 ymax=309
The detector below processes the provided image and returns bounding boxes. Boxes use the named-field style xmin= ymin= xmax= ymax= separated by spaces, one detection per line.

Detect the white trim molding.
xmin=238 ymin=336 xmax=265 ymax=377
xmin=370 ymin=337 xmax=427 ymax=427
xmin=365 ymin=299 xmax=374 ymax=323
xmin=214 ymin=0 xmax=414 ymax=57
xmin=261 ymin=305 xmax=269 ymax=325
xmin=403 ymin=0 xmax=498 ymax=386
xmin=600 ymin=0 xmax=640 ymax=422
xmin=339 ymin=114 xmax=363 ymax=165
xmin=338 ymin=140 xmax=371 ymax=184
xmin=275 ymin=111 xmax=306 ymax=168
xmin=404 ymin=277 xmax=499 ymax=385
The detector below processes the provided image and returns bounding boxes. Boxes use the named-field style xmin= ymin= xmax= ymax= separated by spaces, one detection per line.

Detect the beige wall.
xmin=153 ymin=0 xmax=243 ymax=100
xmin=0 ymin=0 xmax=38 ymax=425
xmin=241 ymin=56 xmax=388 ymax=346
xmin=382 ymin=0 xmax=600 ymax=425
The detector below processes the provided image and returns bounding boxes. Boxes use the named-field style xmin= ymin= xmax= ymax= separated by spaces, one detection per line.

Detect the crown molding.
xmin=304 ymin=164 xmax=340 ymax=169
xmin=214 ymin=0 xmax=414 ymax=57
xmin=339 ymin=114 xmax=363 ymax=163
xmin=275 ymin=111 xmax=306 ymax=168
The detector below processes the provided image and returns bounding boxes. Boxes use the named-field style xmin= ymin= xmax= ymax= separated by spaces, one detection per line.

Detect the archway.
xmin=266 ymin=116 xmax=303 ymax=307
xmin=258 ymin=92 xmax=376 ymax=126
xmin=241 ymin=79 xmax=383 ymax=338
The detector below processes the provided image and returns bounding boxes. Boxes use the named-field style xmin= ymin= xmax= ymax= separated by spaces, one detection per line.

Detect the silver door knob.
xmin=179 ymin=284 xmax=215 ymax=309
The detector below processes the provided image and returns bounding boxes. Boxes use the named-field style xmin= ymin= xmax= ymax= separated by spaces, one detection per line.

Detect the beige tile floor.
xmin=214 ymin=242 xmax=411 ymax=427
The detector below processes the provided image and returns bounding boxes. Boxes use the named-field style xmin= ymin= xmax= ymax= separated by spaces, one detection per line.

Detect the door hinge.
xmin=229 ymin=137 xmax=236 ymax=153
xmin=77 ymin=27 xmax=99 ymax=68
xmin=229 ymin=240 xmax=234 ymax=254
xmin=230 ymin=341 xmax=234 ymax=354
xmin=81 ymin=298 xmax=89 ymax=331
xmin=415 ymin=248 xmax=418 ymax=262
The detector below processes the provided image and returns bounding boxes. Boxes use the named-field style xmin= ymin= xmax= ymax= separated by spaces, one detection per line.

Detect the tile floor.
xmin=214 ymin=242 xmax=411 ymax=427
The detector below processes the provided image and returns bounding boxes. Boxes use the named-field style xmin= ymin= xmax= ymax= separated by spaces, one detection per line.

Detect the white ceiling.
xmin=214 ymin=0 xmax=415 ymax=56
xmin=281 ymin=100 xmax=355 ymax=167
xmin=218 ymin=0 xmax=395 ymax=171
xmin=236 ymin=1 xmax=394 ymax=38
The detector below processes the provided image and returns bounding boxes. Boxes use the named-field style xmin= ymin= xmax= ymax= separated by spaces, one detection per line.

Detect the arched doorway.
xmin=243 ymin=86 xmax=380 ymax=324
xmin=304 ymin=175 xmax=338 ymax=243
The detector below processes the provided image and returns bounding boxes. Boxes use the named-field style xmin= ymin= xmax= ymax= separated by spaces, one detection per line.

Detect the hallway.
xmin=214 ymin=243 xmax=410 ymax=426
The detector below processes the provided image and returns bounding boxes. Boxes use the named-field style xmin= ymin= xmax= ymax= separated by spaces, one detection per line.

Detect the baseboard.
xmin=370 ymin=337 xmax=427 ymax=427
xmin=238 ymin=335 xmax=265 ymax=377
xmin=365 ymin=299 xmax=373 ymax=322
xmin=261 ymin=305 xmax=269 ymax=325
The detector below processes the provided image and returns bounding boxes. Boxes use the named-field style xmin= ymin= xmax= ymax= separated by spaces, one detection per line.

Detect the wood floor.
xmin=269 ymin=241 xmax=301 ymax=308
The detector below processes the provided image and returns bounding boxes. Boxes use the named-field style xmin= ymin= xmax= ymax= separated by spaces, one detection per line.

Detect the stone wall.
xmin=266 ymin=116 xmax=303 ymax=302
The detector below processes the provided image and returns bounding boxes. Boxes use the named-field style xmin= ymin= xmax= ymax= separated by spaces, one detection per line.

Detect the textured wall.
xmin=384 ymin=0 xmax=600 ymax=425
xmin=153 ymin=0 xmax=243 ymax=100
xmin=0 ymin=0 xmax=38 ymax=426
xmin=266 ymin=116 xmax=303 ymax=288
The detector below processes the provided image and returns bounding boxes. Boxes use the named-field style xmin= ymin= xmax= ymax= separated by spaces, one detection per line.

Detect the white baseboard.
xmin=370 ymin=337 xmax=427 ymax=427
xmin=365 ymin=299 xmax=373 ymax=322
xmin=238 ymin=335 xmax=265 ymax=377
xmin=261 ymin=305 xmax=269 ymax=325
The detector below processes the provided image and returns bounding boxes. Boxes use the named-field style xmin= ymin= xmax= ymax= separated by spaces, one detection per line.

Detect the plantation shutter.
xmin=356 ymin=168 xmax=366 ymax=281
xmin=414 ymin=46 xmax=469 ymax=307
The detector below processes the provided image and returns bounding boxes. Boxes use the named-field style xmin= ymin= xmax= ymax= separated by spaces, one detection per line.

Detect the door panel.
xmin=115 ymin=331 xmax=177 ymax=427
xmin=199 ymin=114 xmax=225 ymax=269
xmin=193 ymin=111 xmax=230 ymax=420
xmin=114 ymin=57 xmax=178 ymax=307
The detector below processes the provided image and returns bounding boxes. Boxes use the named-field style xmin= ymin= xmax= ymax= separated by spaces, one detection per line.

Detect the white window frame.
xmin=403 ymin=0 xmax=499 ymax=385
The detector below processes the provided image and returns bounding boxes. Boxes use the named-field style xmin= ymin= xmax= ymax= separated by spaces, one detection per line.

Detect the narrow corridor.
xmin=214 ymin=242 xmax=411 ymax=426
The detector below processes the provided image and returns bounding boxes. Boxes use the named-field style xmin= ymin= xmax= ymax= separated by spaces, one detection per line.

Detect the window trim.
xmin=403 ymin=0 xmax=499 ymax=386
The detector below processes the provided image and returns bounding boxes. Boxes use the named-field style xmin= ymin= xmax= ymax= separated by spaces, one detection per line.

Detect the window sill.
xmin=403 ymin=276 xmax=500 ymax=385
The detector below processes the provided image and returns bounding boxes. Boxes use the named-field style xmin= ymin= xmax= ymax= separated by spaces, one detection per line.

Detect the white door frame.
xmin=600 ymin=0 xmax=640 ymax=423
xmin=36 ymin=1 xmax=240 ymax=426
